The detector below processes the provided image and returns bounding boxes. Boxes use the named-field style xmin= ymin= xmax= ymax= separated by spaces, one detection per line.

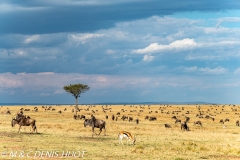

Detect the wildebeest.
xmin=6 ymin=110 xmax=11 ymax=115
xmin=194 ymin=121 xmax=202 ymax=127
xmin=172 ymin=116 xmax=177 ymax=119
xmin=219 ymin=119 xmax=224 ymax=124
xmin=164 ymin=124 xmax=172 ymax=128
xmin=175 ymin=119 xmax=181 ymax=124
xmin=128 ymin=117 xmax=133 ymax=122
xmin=73 ymin=115 xmax=77 ymax=120
xmin=11 ymin=115 xmax=37 ymax=133
xmin=181 ymin=121 xmax=189 ymax=131
xmin=185 ymin=116 xmax=190 ymax=123
xmin=225 ymin=118 xmax=230 ymax=122
xmin=135 ymin=118 xmax=139 ymax=124
xmin=121 ymin=115 xmax=128 ymax=121
xmin=236 ymin=120 xmax=239 ymax=126
xmin=149 ymin=116 xmax=157 ymax=121
xmin=84 ymin=115 xmax=106 ymax=137
xmin=80 ymin=115 xmax=86 ymax=120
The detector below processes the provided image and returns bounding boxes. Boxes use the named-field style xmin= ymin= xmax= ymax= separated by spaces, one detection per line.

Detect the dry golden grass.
xmin=1 ymin=104 xmax=240 ymax=160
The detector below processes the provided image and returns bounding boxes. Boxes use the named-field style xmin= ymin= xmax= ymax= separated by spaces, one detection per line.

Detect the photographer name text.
xmin=0 ymin=150 xmax=86 ymax=158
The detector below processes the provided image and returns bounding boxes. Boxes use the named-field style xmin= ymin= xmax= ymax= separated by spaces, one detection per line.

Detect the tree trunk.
xmin=75 ymin=97 xmax=78 ymax=116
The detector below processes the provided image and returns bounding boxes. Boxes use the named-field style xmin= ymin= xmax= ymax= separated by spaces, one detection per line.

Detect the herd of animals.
xmin=1 ymin=104 xmax=240 ymax=145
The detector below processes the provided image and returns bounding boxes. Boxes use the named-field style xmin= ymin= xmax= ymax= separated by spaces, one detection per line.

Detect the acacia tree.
xmin=63 ymin=83 xmax=90 ymax=115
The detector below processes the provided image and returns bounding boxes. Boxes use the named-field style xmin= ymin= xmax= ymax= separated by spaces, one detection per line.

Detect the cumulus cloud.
xmin=132 ymin=38 xmax=197 ymax=54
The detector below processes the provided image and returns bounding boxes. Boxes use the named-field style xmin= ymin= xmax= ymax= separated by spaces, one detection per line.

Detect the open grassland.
xmin=1 ymin=104 xmax=240 ymax=160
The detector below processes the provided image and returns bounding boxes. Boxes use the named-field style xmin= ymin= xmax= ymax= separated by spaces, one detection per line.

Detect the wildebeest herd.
xmin=4 ymin=103 xmax=240 ymax=145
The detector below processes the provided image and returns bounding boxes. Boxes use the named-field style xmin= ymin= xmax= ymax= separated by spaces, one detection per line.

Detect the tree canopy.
xmin=63 ymin=84 xmax=90 ymax=110
xmin=63 ymin=84 xmax=90 ymax=100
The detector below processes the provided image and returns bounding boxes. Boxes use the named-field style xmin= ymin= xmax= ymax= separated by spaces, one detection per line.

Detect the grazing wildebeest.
xmin=80 ymin=115 xmax=86 ymax=120
xmin=205 ymin=115 xmax=210 ymax=119
xmin=135 ymin=118 xmax=139 ymax=124
xmin=128 ymin=117 xmax=133 ymax=122
xmin=6 ymin=110 xmax=11 ymax=114
xmin=236 ymin=120 xmax=239 ymax=126
xmin=73 ymin=115 xmax=77 ymax=120
xmin=145 ymin=116 xmax=149 ymax=120
xmin=112 ymin=115 xmax=115 ymax=121
xmin=185 ymin=116 xmax=190 ymax=123
xmin=84 ymin=115 xmax=106 ymax=137
xmin=105 ymin=115 xmax=108 ymax=119
xmin=181 ymin=121 xmax=189 ymax=131
xmin=149 ymin=116 xmax=157 ymax=121
xmin=175 ymin=119 xmax=181 ymax=124
xmin=219 ymin=119 xmax=224 ymax=124
xmin=194 ymin=121 xmax=202 ymax=127
xmin=164 ymin=124 xmax=172 ymax=128
xmin=172 ymin=116 xmax=177 ymax=119
xmin=11 ymin=116 xmax=37 ymax=133
xmin=121 ymin=115 xmax=128 ymax=121
xmin=225 ymin=118 xmax=230 ymax=122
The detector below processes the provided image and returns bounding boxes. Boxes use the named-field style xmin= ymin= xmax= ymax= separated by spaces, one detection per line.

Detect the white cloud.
xmin=40 ymin=93 xmax=50 ymax=96
xmin=185 ymin=55 xmax=222 ymax=61
xmin=68 ymin=33 xmax=105 ymax=44
xmin=0 ymin=72 xmax=199 ymax=93
xmin=132 ymin=38 xmax=197 ymax=54
xmin=106 ymin=49 xmax=115 ymax=54
xmin=53 ymin=90 xmax=64 ymax=94
xmin=177 ymin=66 xmax=228 ymax=75
xmin=199 ymin=67 xmax=228 ymax=75
xmin=39 ymin=0 xmax=141 ymax=6
xmin=0 ymin=3 xmax=48 ymax=13
xmin=143 ymin=54 xmax=154 ymax=62
xmin=216 ymin=17 xmax=240 ymax=28
xmin=234 ymin=68 xmax=240 ymax=74
xmin=24 ymin=35 xmax=40 ymax=44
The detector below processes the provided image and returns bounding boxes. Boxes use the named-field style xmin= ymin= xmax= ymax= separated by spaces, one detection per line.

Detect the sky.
xmin=0 ymin=0 xmax=240 ymax=104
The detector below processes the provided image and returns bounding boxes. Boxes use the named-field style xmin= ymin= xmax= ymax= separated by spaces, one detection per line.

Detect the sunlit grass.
xmin=0 ymin=104 xmax=240 ymax=159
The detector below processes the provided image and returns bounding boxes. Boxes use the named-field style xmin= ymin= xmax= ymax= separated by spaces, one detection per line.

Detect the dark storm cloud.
xmin=1 ymin=0 xmax=240 ymax=34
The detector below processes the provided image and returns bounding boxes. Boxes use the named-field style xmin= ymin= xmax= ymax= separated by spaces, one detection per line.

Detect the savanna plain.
xmin=1 ymin=104 xmax=240 ymax=160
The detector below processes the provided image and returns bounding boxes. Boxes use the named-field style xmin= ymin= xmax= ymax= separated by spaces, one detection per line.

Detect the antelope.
xmin=118 ymin=131 xmax=136 ymax=145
